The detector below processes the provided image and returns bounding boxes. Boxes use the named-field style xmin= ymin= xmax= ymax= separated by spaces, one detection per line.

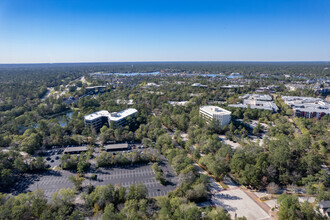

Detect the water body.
xmin=57 ymin=111 xmax=73 ymax=127
xmin=226 ymin=75 xmax=243 ymax=79
xmin=92 ymin=71 xmax=160 ymax=76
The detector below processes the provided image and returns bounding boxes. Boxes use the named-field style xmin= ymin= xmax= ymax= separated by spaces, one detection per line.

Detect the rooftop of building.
xmin=192 ymin=83 xmax=207 ymax=87
xmin=282 ymin=96 xmax=330 ymax=114
xmin=282 ymin=96 xmax=323 ymax=102
xmin=239 ymin=94 xmax=272 ymax=101
xmin=319 ymin=200 xmax=330 ymax=209
xmin=221 ymin=85 xmax=245 ymax=88
xmin=168 ymin=101 xmax=189 ymax=106
xmin=84 ymin=108 xmax=137 ymax=121
xmin=229 ymin=93 xmax=278 ymax=111
xmin=229 ymin=102 xmax=278 ymax=111
xmin=200 ymin=106 xmax=231 ymax=115
xmin=86 ymin=86 xmax=106 ymax=89
xmin=84 ymin=110 xmax=111 ymax=121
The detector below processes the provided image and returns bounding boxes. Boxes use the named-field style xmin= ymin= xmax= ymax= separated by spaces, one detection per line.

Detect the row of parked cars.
xmin=45 ymin=149 xmax=64 ymax=163
xmin=46 ymin=149 xmax=63 ymax=156
xmin=129 ymin=145 xmax=145 ymax=149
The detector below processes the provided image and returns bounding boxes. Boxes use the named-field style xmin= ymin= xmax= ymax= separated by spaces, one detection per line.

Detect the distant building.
xmin=314 ymin=87 xmax=330 ymax=95
xmin=228 ymin=94 xmax=278 ymax=112
xmin=116 ymin=99 xmax=134 ymax=105
xmin=86 ymin=86 xmax=106 ymax=94
xmin=220 ymin=85 xmax=245 ymax=89
xmin=239 ymin=94 xmax=273 ymax=101
xmin=285 ymin=84 xmax=306 ymax=91
xmin=282 ymin=96 xmax=330 ymax=119
xmin=255 ymin=85 xmax=277 ymax=93
xmin=318 ymin=200 xmax=330 ymax=218
xmin=84 ymin=108 xmax=138 ymax=131
xmin=143 ymin=82 xmax=160 ymax=88
xmin=326 ymin=95 xmax=330 ymax=102
xmin=200 ymin=106 xmax=231 ymax=128
xmin=168 ymin=101 xmax=189 ymax=106
xmin=189 ymin=93 xmax=202 ymax=97
xmin=227 ymin=73 xmax=243 ymax=78
xmin=192 ymin=83 xmax=207 ymax=88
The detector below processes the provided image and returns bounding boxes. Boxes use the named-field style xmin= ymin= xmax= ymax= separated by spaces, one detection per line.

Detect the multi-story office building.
xmin=108 ymin=108 xmax=138 ymax=127
xmin=84 ymin=108 xmax=138 ymax=131
xmin=200 ymin=106 xmax=231 ymax=128
xmin=282 ymin=96 xmax=330 ymax=119
xmin=228 ymin=94 xmax=279 ymax=112
xmin=84 ymin=110 xmax=110 ymax=131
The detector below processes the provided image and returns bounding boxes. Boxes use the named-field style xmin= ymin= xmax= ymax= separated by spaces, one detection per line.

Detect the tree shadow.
xmin=213 ymin=200 xmax=238 ymax=212
xmin=215 ymin=193 xmax=242 ymax=201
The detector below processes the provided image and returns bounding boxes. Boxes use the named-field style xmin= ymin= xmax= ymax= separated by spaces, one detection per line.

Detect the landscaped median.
xmin=189 ymin=155 xmax=229 ymax=190
xmin=152 ymin=162 xmax=166 ymax=185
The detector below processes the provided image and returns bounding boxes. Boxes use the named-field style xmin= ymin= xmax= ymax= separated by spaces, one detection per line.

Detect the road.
xmin=40 ymin=88 xmax=54 ymax=102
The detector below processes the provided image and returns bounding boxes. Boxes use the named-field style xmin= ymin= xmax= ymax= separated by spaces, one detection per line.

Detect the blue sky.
xmin=0 ymin=0 xmax=329 ymax=63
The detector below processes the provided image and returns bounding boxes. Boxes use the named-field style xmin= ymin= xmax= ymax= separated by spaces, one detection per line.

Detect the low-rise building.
xmin=192 ymin=83 xmax=207 ymax=88
xmin=168 ymin=101 xmax=189 ymax=106
xmin=116 ymin=99 xmax=134 ymax=105
xmin=285 ymin=84 xmax=307 ymax=91
xmin=143 ymin=82 xmax=160 ymax=88
xmin=220 ymin=85 xmax=245 ymax=89
xmin=84 ymin=108 xmax=138 ymax=131
xmin=200 ymin=106 xmax=231 ymax=128
xmin=239 ymin=94 xmax=272 ymax=101
xmin=228 ymin=94 xmax=278 ymax=112
xmin=282 ymin=96 xmax=330 ymax=119
xmin=318 ymin=200 xmax=330 ymax=218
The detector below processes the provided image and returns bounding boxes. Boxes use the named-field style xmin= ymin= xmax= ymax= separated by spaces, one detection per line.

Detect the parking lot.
xmin=88 ymin=162 xmax=177 ymax=197
xmin=210 ymin=177 xmax=271 ymax=220
xmin=10 ymin=159 xmax=178 ymax=199
xmin=211 ymin=188 xmax=271 ymax=220
xmin=195 ymin=162 xmax=271 ymax=220
xmin=218 ymin=135 xmax=242 ymax=149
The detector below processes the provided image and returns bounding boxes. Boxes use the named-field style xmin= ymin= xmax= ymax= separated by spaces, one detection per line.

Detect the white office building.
xmin=228 ymin=94 xmax=278 ymax=112
xmin=282 ymin=96 xmax=330 ymax=119
xmin=84 ymin=108 xmax=138 ymax=130
xmin=200 ymin=106 xmax=231 ymax=128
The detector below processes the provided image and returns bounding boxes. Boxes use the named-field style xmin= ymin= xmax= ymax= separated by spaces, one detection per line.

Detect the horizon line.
xmin=0 ymin=60 xmax=330 ymax=65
